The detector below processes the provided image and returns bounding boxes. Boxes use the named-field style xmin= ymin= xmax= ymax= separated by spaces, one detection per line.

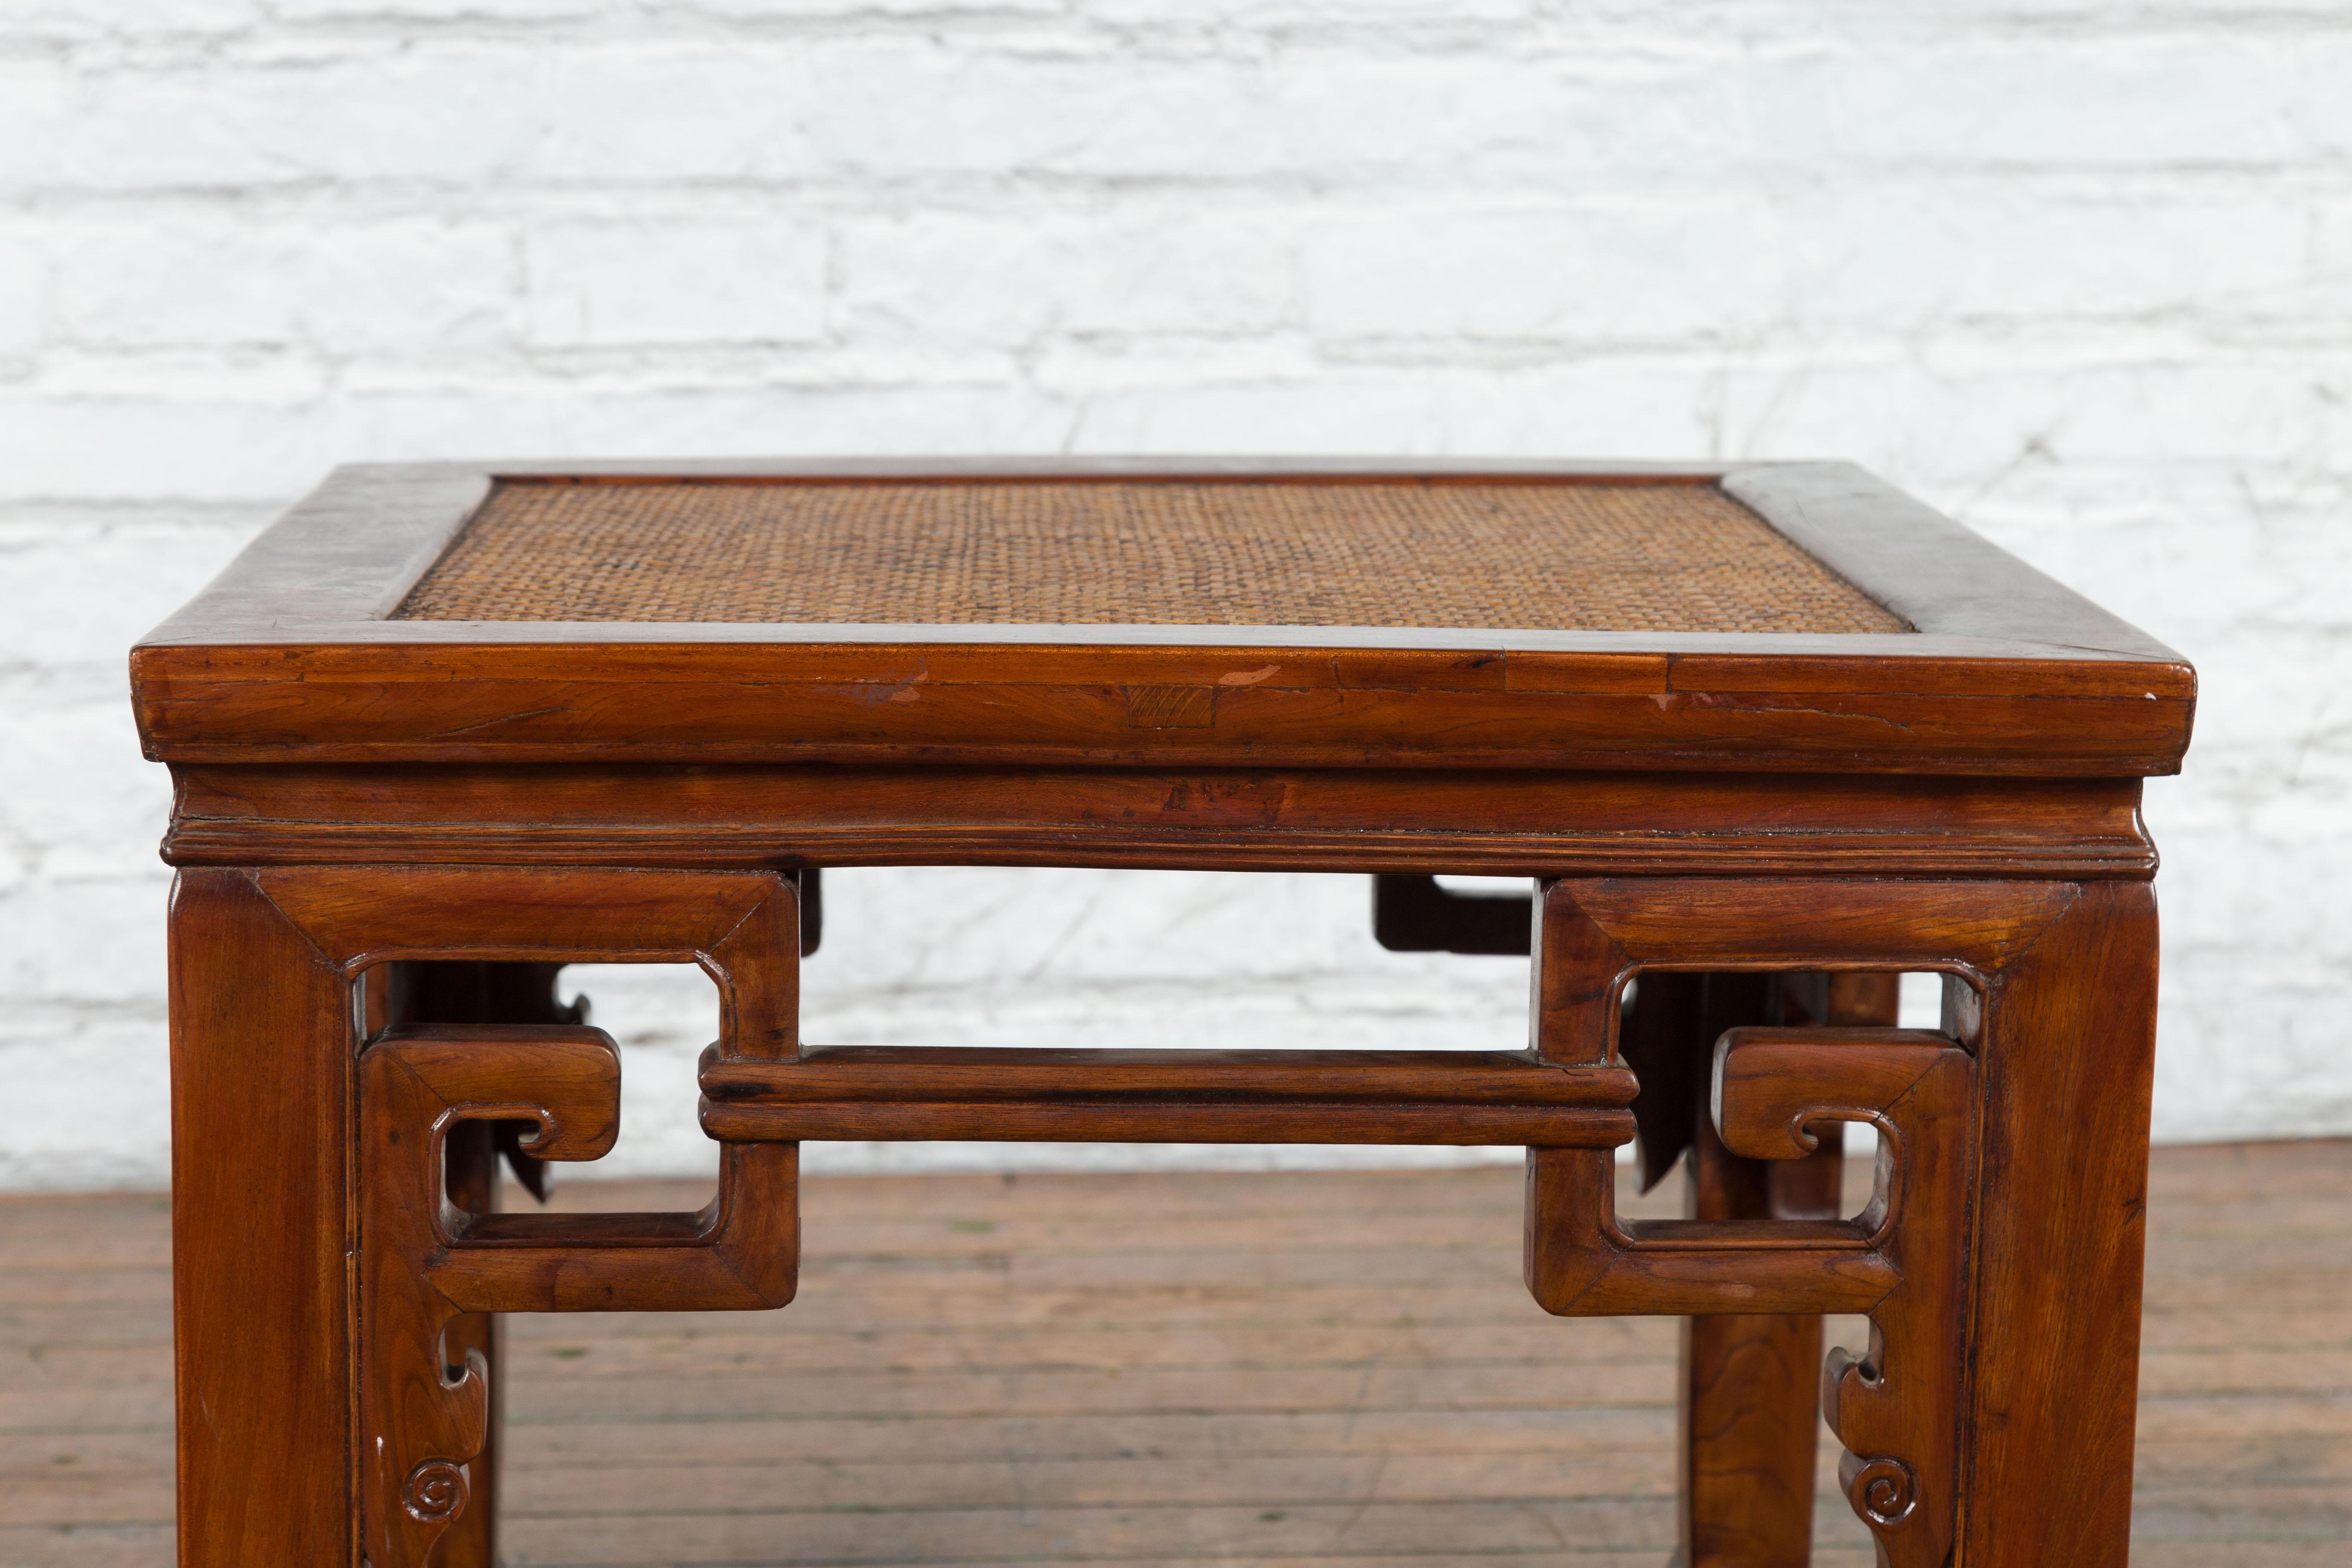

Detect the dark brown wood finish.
xmin=167 ymin=870 xmax=356 ymax=1566
xmin=171 ymin=866 xmax=803 ymax=1562
xmin=161 ymin=763 xmax=2159 ymax=879
xmin=371 ymin=959 xmax=592 ymax=1568
xmin=143 ymin=459 xmax=2188 ymax=1566
xmin=131 ymin=460 xmax=2192 ymax=778
xmin=698 ymin=1046 xmax=1635 ymax=1146
xmin=1959 ymin=879 xmax=2162 ymax=1565
xmin=1519 ymin=875 xmax=2157 ymax=1567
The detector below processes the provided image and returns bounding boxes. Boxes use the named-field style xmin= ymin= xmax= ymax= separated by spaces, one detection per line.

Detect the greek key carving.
xmin=1527 ymin=1023 xmax=1972 ymax=1568
xmin=359 ymin=1021 xmax=799 ymax=1566
xmin=358 ymin=1025 xmax=614 ymax=1565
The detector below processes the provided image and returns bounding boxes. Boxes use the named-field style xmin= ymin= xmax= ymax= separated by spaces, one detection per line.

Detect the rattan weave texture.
xmin=396 ymin=479 xmax=1907 ymax=634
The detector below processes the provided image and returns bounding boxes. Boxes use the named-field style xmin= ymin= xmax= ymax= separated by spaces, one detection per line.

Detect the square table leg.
xmin=168 ymin=868 xmax=358 ymax=1564
xmin=169 ymin=865 xmax=805 ymax=1565
xmin=1956 ymin=879 xmax=2160 ymax=1565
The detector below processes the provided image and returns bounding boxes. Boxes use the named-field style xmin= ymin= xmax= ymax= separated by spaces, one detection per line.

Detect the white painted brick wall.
xmin=2 ymin=1 xmax=2346 ymax=1188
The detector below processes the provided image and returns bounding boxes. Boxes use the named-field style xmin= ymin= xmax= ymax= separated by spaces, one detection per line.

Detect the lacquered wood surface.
xmin=167 ymin=868 xmax=2166 ymax=1568
xmin=702 ymin=1046 xmax=1635 ymax=1104
xmin=1521 ymin=877 xmax=2086 ymax=1564
xmin=167 ymin=871 xmax=355 ymax=1565
xmin=697 ymin=1046 xmax=1637 ymax=1146
xmin=129 ymin=459 xmax=2195 ymax=776
xmin=160 ymin=764 xmax=2162 ymax=879
xmin=1959 ymin=879 xmax=2162 ymax=1565
xmin=377 ymin=962 xmax=593 ymax=1568
xmin=142 ymin=454 xmax=2193 ymax=1565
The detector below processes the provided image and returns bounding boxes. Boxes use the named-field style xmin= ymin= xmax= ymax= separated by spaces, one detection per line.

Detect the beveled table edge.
xmin=129 ymin=458 xmax=2197 ymax=777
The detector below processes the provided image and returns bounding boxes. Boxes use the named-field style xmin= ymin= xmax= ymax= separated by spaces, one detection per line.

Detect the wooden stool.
xmin=133 ymin=459 xmax=2194 ymax=1567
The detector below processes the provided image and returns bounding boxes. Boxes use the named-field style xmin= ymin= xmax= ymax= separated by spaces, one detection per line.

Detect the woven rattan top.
xmin=394 ymin=478 xmax=1907 ymax=634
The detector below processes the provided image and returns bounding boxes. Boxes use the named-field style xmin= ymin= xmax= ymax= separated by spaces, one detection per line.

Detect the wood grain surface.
xmin=697 ymin=1045 xmax=1638 ymax=1146
xmin=0 ymin=1142 xmax=2341 ymax=1565
xmin=157 ymin=766 xmax=2162 ymax=881
xmin=164 ymin=870 xmax=353 ymax=1565
xmin=128 ymin=460 xmax=2196 ymax=777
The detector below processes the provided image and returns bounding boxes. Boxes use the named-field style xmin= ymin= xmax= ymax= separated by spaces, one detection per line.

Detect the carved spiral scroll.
xmin=402 ymin=1458 xmax=469 ymax=1525
xmin=1844 ymin=1453 xmax=1919 ymax=1528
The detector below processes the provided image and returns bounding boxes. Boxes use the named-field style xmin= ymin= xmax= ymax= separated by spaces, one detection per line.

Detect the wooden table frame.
xmin=138 ymin=459 xmax=2192 ymax=1567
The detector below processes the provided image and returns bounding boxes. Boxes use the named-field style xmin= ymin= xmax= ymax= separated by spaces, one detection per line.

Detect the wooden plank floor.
xmin=0 ymin=1139 xmax=2344 ymax=1564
